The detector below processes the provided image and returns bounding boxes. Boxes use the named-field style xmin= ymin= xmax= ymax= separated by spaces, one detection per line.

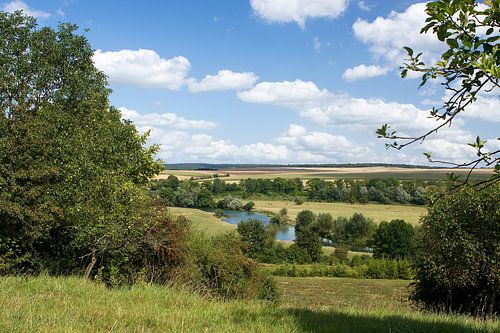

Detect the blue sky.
xmin=4 ymin=0 xmax=498 ymax=164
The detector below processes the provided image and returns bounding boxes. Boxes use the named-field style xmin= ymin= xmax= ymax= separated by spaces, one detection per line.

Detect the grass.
xmin=168 ymin=207 xmax=235 ymax=236
xmin=276 ymin=276 xmax=411 ymax=311
xmin=1 ymin=275 xmax=497 ymax=332
xmin=252 ymin=199 xmax=427 ymax=225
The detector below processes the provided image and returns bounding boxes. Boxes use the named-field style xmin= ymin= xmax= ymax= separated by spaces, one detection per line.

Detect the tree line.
xmin=150 ymin=175 xmax=430 ymax=207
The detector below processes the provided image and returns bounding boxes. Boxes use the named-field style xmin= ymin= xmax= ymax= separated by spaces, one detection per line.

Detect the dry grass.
xmin=253 ymin=200 xmax=427 ymax=225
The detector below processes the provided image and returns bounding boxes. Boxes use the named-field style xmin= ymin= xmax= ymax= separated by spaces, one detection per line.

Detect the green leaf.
xmin=446 ymin=38 xmax=459 ymax=49
xmin=403 ymin=46 xmax=414 ymax=57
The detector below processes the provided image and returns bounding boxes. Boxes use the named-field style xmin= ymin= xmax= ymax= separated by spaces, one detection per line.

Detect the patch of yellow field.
xmin=252 ymin=200 xmax=426 ymax=225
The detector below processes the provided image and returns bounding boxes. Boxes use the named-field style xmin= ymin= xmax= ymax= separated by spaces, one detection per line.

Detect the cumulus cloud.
xmin=352 ymin=3 xmax=445 ymax=76
xmin=3 ymin=0 xmax=51 ymax=18
xmin=93 ymin=49 xmax=191 ymax=90
xmin=342 ymin=64 xmax=389 ymax=81
xmin=119 ymin=107 xmax=217 ymax=130
xmin=237 ymin=80 xmax=328 ymax=104
xmin=453 ymin=94 xmax=500 ymax=123
xmin=188 ymin=70 xmax=259 ymax=92
xmin=237 ymin=75 xmax=497 ymax=164
xmin=149 ymin=125 xmax=375 ymax=164
xmin=353 ymin=3 xmax=444 ymax=64
xmin=250 ymin=0 xmax=349 ymax=28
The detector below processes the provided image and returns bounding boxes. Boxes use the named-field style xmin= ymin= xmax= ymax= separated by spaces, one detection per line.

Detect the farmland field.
xmin=159 ymin=166 xmax=494 ymax=182
xmin=252 ymin=200 xmax=427 ymax=225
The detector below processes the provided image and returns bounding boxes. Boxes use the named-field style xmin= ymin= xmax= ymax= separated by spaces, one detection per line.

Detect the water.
xmin=220 ymin=210 xmax=296 ymax=241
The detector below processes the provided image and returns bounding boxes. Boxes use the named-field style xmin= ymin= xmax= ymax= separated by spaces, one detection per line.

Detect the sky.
xmin=3 ymin=0 xmax=499 ymax=165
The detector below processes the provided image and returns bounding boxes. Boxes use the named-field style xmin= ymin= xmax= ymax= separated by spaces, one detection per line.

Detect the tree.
xmin=295 ymin=210 xmax=315 ymax=233
xmin=373 ymin=219 xmax=415 ymax=259
xmin=412 ymin=184 xmax=500 ymax=316
xmin=295 ymin=229 xmax=322 ymax=262
xmin=377 ymin=0 xmax=499 ymax=184
xmin=311 ymin=212 xmax=334 ymax=239
xmin=0 ymin=11 xmax=164 ymax=277
xmin=237 ymin=219 xmax=269 ymax=258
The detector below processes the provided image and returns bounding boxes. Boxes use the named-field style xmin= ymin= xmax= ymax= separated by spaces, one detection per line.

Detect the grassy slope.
xmin=1 ymin=276 xmax=497 ymax=333
xmin=252 ymin=200 xmax=427 ymax=225
xmin=168 ymin=207 xmax=235 ymax=236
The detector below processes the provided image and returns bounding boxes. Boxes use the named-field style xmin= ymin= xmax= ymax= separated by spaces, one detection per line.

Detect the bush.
xmin=412 ymin=185 xmax=500 ymax=316
xmin=182 ymin=232 xmax=277 ymax=300
xmin=293 ymin=197 xmax=304 ymax=205
xmin=243 ymin=201 xmax=255 ymax=211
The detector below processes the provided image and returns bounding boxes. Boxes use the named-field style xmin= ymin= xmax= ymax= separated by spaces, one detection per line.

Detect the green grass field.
xmin=1 ymin=276 xmax=497 ymax=332
xmin=168 ymin=207 xmax=235 ymax=236
xmin=276 ymin=276 xmax=411 ymax=311
xmin=252 ymin=200 xmax=427 ymax=225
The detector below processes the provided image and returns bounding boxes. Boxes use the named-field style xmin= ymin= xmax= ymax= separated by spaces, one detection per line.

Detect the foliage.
xmin=0 ymin=11 xmax=171 ymax=279
xmin=377 ymin=0 xmax=499 ymax=181
xmin=266 ymin=257 xmax=413 ymax=280
xmin=333 ymin=213 xmax=376 ymax=247
xmin=295 ymin=229 xmax=322 ymax=262
xmin=183 ymin=232 xmax=278 ymax=301
xmin=237 ymin=219 xmax=271 ymax=258
xmin=243 ymin=201 xmax=255 ymax=210
xmin=412 ymin=184 xmax=500 ymax=316
xmin=294 ymin=197 xmax=304 ymax=205
xmin=373 ymin=219 xmax=415 ymax=259
xmin=295 ymin=210 xmax=316 ymax=233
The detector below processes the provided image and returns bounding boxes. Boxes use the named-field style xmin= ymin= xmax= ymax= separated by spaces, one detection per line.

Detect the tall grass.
xmin=0 ymin=275 xmax=497 ymax=332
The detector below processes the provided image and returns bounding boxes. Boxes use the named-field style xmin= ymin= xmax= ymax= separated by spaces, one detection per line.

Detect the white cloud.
xmin=188 ymin=70 xmax=259 ymax=92
xmin=3 ymin=0 xmax=51 ymax=18
xmin=313 ymin=36 xmax=321 ymax=53
xmin=119 ymin=107 xmax=217 ymax=130
xmin=276 ymin=124 xmax=371 ymax=160
xmin=352 ymin=3 xmax=445 ymax=71
xmin=357 ymin=1 xmax=371 ymax=12
xmin=250 ymin=0 xmax=349 ymax=28
xmin=456 ymin=95 xmax=500 ymax=123
xmin=237 ymin=80 xmax=328 ymax=104
xmin=93 ymin=49 xmax=191 ymax=90
xmin=342 ymin=64 xmax=389 ymax=81
xmin=150 ymin=127 xmax=372 ymax=164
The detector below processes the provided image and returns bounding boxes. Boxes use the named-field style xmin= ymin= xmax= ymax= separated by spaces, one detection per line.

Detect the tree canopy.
xmin=0 ymin=11 xmax=164 ymax=279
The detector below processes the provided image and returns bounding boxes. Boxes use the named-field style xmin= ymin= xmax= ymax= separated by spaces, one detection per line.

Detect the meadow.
xmin=168 ymin=207 xmax=235 ymax=236
xmin=252 ymin=200 xmax=426 ymax=225
xmin=1 ymin=275 xmax=497 ymax=333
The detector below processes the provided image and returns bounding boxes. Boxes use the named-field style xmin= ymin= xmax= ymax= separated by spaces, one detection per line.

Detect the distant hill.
xmin=164 ymin=163 xmax=444 ymax=170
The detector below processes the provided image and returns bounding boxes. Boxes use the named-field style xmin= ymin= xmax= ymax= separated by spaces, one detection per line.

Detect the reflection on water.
xmin=220 ymin=210 xmax=295 ymax=241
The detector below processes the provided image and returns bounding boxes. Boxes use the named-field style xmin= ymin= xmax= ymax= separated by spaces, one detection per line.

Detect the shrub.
xmin=293 ymin=197 xmax=304 ymax=205
xmin=412 ymin=185 xmax=500 ymax=316
xmin=183 ymin=232 xmax=277 ymax=300
xmin=243 ymin=201 xmax=255 ymax=211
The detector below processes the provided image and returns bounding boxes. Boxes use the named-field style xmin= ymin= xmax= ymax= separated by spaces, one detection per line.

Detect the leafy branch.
xmin=377 ymin=0 xmax=499 ymax=184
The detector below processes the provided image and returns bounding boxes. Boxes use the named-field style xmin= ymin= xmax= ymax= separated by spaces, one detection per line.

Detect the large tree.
xmin=412 ymin=184 xmax=500 ymax=316
xmin=0 ymin=11 xmax=163 ymax=277
xmin=377 ymin=0 xmax=499 ymax=183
